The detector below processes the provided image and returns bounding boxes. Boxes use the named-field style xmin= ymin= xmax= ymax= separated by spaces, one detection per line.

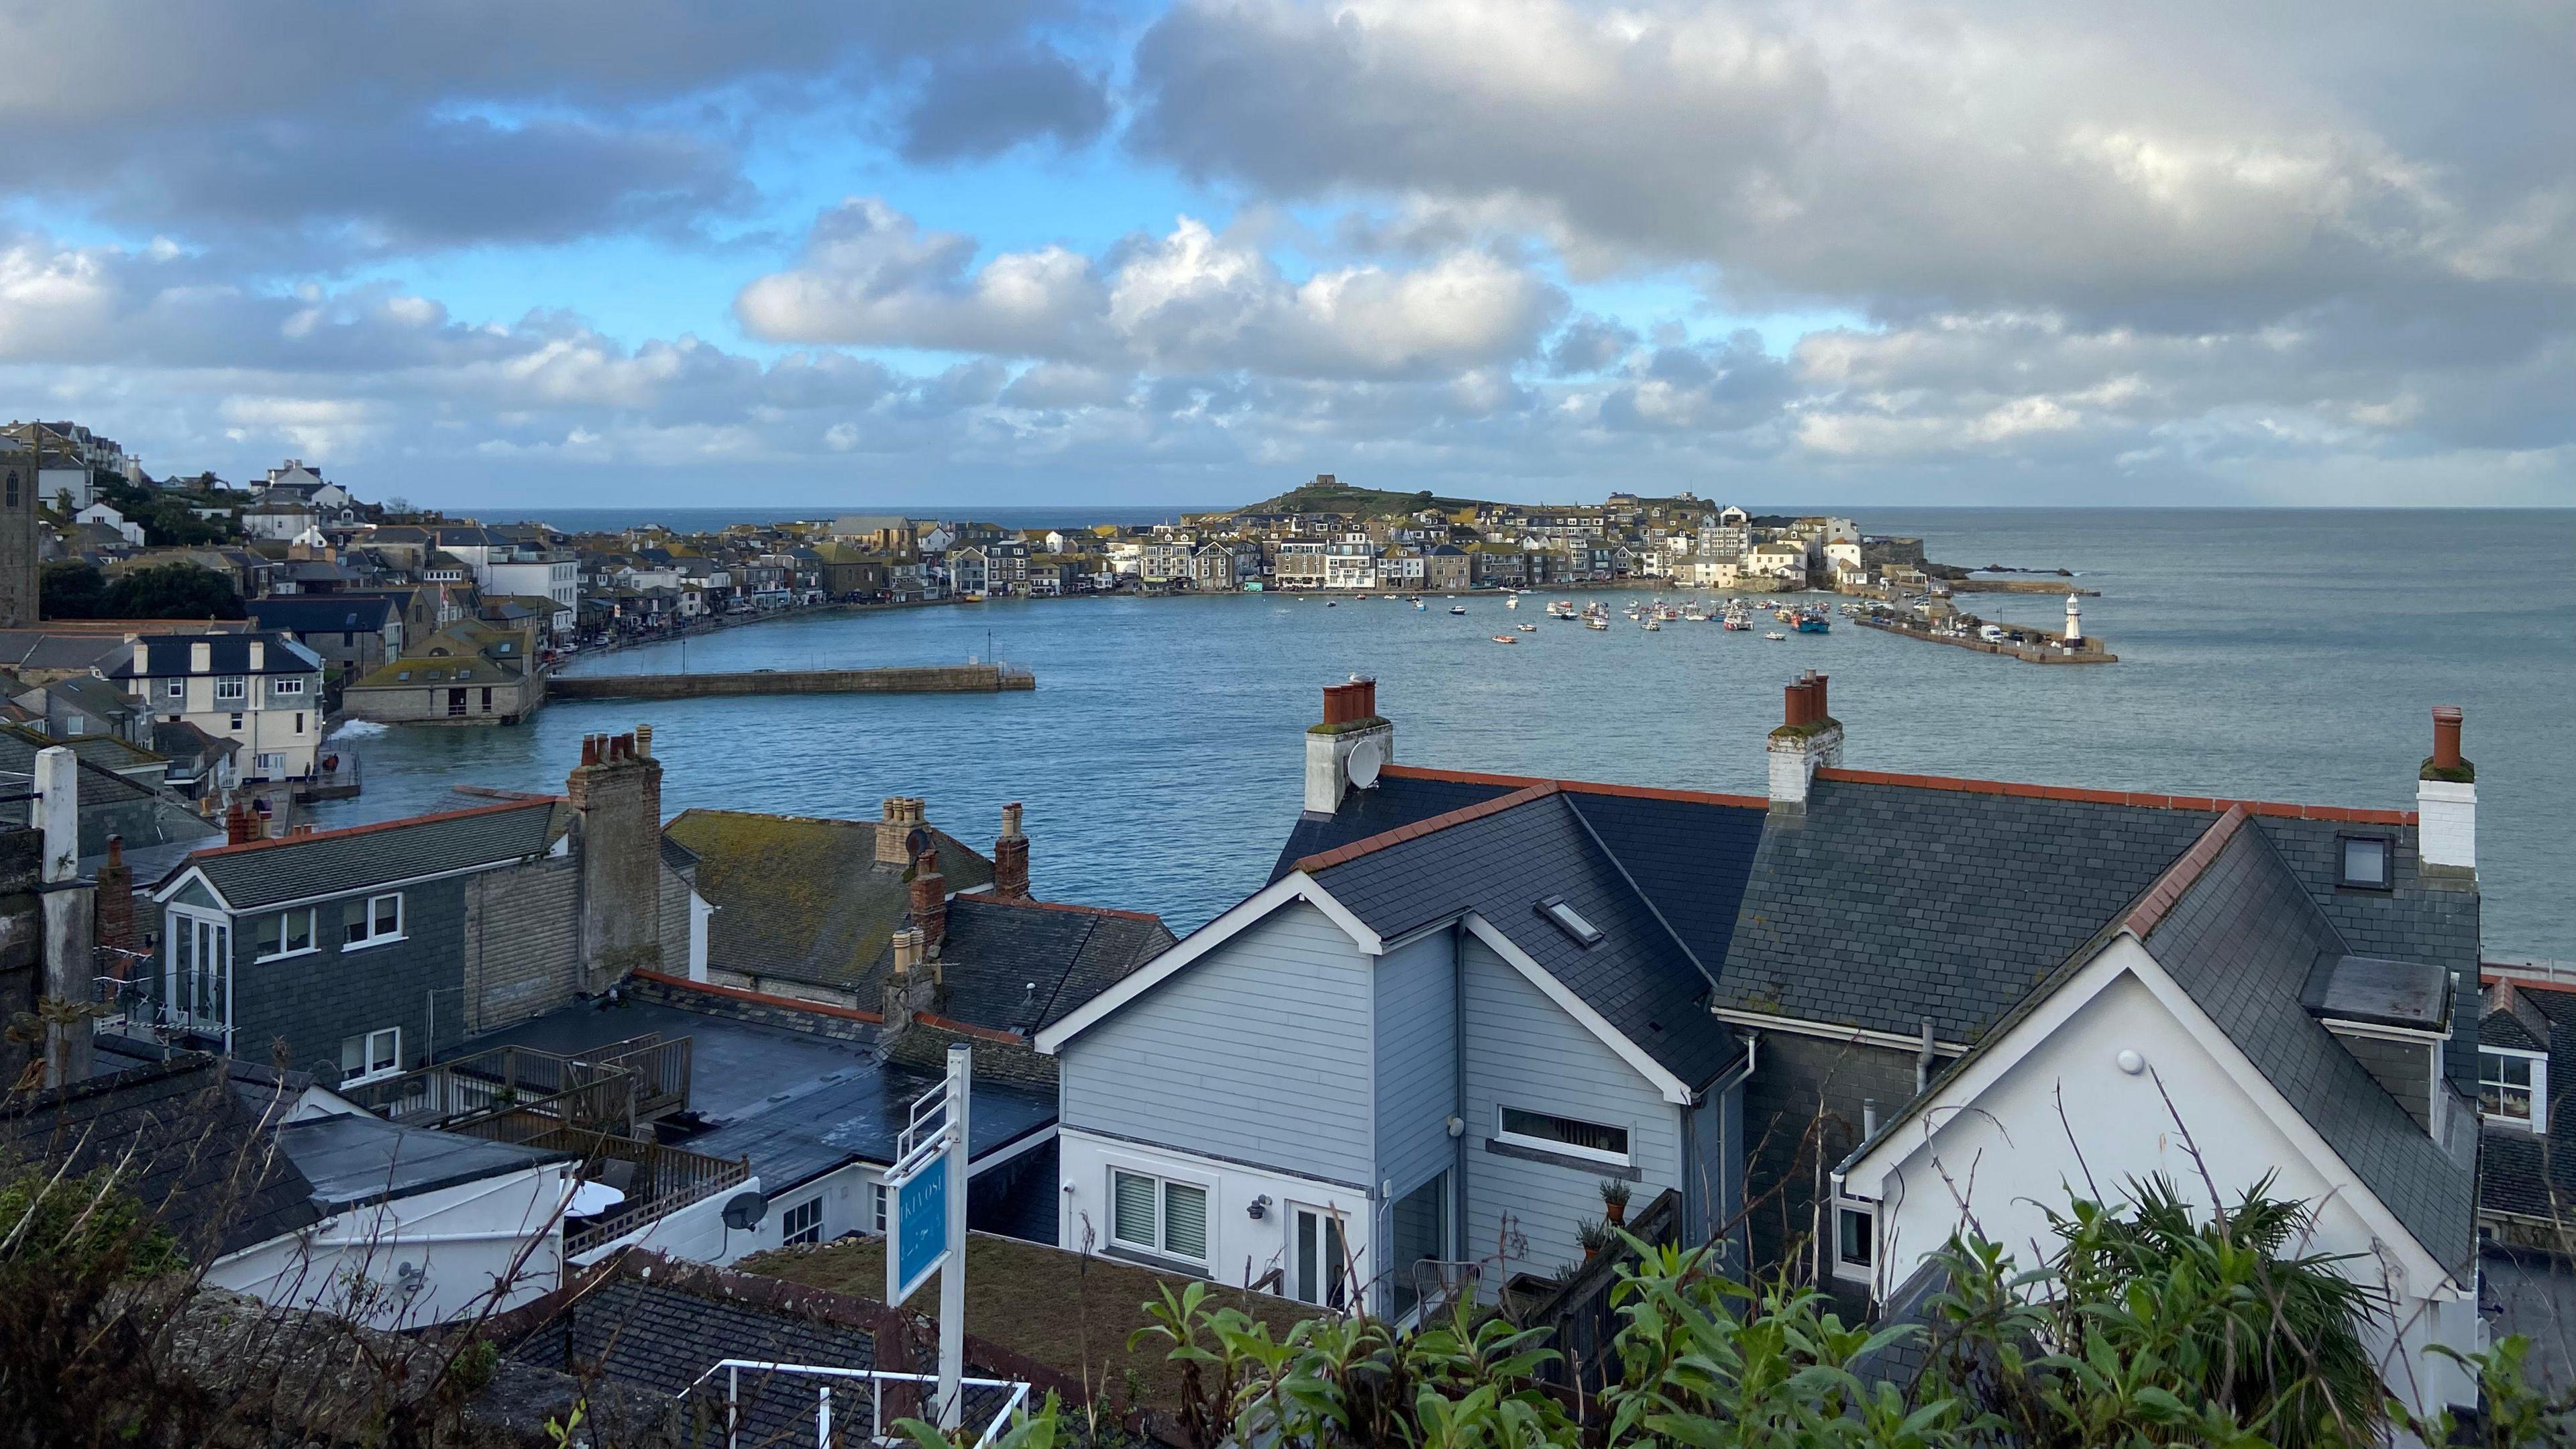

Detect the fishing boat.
xmin=1584 ymin=616 xmax=1610 ymax=631
xmin=1795 ymin=612 xmax=1831 ymax=634
xmin=1642 ymin=619 xmax=1661 ymax=631
xmin=1491 ymin=634 xmax=1519 ymax=645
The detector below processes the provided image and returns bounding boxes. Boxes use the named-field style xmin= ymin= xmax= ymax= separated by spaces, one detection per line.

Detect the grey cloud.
xmin=1547 ymin=315 xmax=1638 ymax=376
xmin=898 ymin=45 xmax=1114 ymax=163
xmin=0 ymin=0 xmax=1091 ymax=258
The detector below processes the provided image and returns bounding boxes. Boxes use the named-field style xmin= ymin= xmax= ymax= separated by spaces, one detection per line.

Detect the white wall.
xmin=1059 ymin=1125 xmax=1371 ymax=1301
xmin=210 ymin=1163 xmax=570 ymax=1328
xmin=1846 ymin=943 xmax=2478 ymax=1417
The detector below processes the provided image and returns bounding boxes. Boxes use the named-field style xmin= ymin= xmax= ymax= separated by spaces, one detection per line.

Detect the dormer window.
xmin=2337 ymin=835 xmax=2394 ymax=890
xmin=2482 ymin=1048 xmax=2548 ymax=1133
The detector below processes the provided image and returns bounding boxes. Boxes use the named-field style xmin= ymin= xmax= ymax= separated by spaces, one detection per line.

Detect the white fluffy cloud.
xmin=738 ymin=200 xmax=1567 ymax=381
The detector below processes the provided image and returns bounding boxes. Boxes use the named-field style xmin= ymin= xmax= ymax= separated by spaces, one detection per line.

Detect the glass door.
xmin=1291 ymin=1207 xmax=1349 ymax=1311
xmin=164 ymin=912 xmax=231 ymax=1042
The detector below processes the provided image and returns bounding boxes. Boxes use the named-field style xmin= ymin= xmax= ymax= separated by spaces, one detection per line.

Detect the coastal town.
xmin=2 ymin=423 xmax=2108 ymax=756
xmin=0 ymin=419 xmax=2559 ymax=1444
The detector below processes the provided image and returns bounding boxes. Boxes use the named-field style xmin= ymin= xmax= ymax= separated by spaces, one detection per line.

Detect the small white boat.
xmin=1505 ymin=595 xmax=1519 ymax=610
xmin=1491 ymin=635 xmax=1519 ymax=645
xmin=1516 ymin=623 xmax=1537 ymax=632
xmin=1449 ymin=606 xmax=1467 ymax=615
xmin=1642 ymin=619 xmax=1661 ymax=631
xmin=1585 ymin=616 xmax=1610 ymax=631
xmin=1326 ymin=600 xmax=1338 ymax=608
xmin=1415 ymin=600 xmax=1427 ymax=610
xmin=1764 ymin=630 xmax=1786 ymax=641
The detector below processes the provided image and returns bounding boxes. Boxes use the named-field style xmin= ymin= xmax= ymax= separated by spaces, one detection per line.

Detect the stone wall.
xmin=0 ymin=828 xmax=46 ymax=1086
xmin=464 ymin=855 xmax=582 ymax=1032
xmin=547 ymin=663 xmax=1033 ymax=702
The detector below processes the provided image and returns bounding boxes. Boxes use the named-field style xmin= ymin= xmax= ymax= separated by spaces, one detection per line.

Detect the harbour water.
xmin=317 ymin=508 xmax=2574 ymax=952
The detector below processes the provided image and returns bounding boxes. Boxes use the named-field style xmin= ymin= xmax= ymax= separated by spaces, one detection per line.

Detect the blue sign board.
xmin=890 ymin=1153 xmax=949 ymax=1304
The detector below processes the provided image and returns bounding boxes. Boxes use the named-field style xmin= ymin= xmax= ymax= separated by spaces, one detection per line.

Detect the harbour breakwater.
xmin=1854 ymin=616 xmax=2116 ymax=665
xmin=547 ymin=663 xmax=1034 ymax=702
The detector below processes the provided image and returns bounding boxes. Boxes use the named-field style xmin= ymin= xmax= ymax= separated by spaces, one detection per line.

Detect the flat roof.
xmin=276 ymin=1112 xmax=566 ymax=1209
xmin=462 ymin=999 xmax=876 ymax=1122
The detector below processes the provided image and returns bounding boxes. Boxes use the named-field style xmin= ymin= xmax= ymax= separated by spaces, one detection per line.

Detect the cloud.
xmin=0 ymin=0 xmax=1104 ymax=258
xmin=897 ymin=44 xmax=1114 ymax=162
xmin=1128 ymin=0 xmax=2575 ymax=323
xmin=738 ymin=199 xmax=1567 ymax=380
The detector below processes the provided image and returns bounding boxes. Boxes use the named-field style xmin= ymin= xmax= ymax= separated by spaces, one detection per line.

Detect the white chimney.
xmin=190 ymin=640 xmax=211 ymax=673
xmin=248 ymin=639 xmax=264 ymax=670
xmin=1766 ymin=673 xmax=1843 ymax=813
xmin=2418 ymin=705 xmax=2474 ymax=875
xmin=1304 ymin=678 xmax=1393 ymax=815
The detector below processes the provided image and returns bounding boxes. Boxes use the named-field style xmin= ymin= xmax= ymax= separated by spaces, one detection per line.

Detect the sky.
xmin=1 ymin=0 xmax=2569 ymax=511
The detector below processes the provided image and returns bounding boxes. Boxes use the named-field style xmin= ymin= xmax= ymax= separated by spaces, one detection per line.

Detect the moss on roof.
xmin=664 ymin=809 xmax=994 ymax=991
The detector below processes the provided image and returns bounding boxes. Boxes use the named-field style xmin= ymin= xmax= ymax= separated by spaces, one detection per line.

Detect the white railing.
xmin=2486 ymin=957 xmax=2576 ymax=989
xmin=683 ymin=1360 xmax=1032 ymax=1449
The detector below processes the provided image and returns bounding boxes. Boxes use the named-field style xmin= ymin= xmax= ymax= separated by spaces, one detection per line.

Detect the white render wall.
xmin=1845 ymin=943 xmax=2479 ymax=1417
xmin=210 ymin=1163 xmax=570 ymax=1328
xmin=1058 ymin=1125 xmax=1371 ymax=1299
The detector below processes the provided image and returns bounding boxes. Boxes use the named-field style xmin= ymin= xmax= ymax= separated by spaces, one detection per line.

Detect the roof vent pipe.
xmin=1914 ymin=1020 xmax=1936 ymax=1095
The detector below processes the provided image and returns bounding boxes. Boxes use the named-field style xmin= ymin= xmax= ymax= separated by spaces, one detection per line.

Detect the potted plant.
xmin=1576 ymin=1216 xmax=1613 ymax=1263
xmin=1598 ymin=1178 xmax=1633 ymax=1227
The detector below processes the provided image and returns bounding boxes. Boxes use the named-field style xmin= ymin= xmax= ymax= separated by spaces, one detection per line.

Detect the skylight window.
xmin=2337 ymin=835 xmax=2394 ymax=890
xmin=1537 ymin=895 xmax=1603 ymax=947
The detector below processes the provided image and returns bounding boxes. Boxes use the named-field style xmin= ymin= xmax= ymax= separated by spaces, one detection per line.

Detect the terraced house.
xmin=111 ymin=631 xmax=325 ymax=783
xmin=129 ymin=731 xmax=700 ymax=1081
xmin=1037 ymin=677 xmax=2485 ymax=1421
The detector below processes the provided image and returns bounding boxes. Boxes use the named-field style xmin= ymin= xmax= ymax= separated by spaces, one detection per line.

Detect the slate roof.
xmin=112 ymin=632 xmax=323 ymax=679
xmin=166 ymin=798 xmax=558 ymax=910
xmin=1269 ymin=769 xmax=1517 ymax=881
xmin=2479 ymin=983 xmax=2576 ymax=1223
xmin=1301 ymin=782 xmax=1765 ymax=1089
xmin=2141 ymin=822 xmax=2477 ymax=1277
xmin=1712 ymin=776 xmax=2223 ymax=1042
xmin=852 ymin=896 xmax=1175 ymax=1036
xmin=248 ymin=594 xmax=395 ymax=635
xmin=3 ymin=1054 xmax=321 ymax=1258
xmin=276 ymin=1113 xmax=568 ymax=1210
xmin=663 ymin=810 xmax=994 ymax=991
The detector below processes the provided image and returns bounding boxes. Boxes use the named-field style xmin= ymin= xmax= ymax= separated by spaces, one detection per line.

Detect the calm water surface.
xmin=316 ymin=510 xmax=2575 ymax=952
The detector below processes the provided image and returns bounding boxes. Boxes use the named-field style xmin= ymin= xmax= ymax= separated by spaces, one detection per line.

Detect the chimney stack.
xmin=225 ymin=799 xmax=257 ymax=845
xmin=567 ymin=729 xmax=666 ymax=991
xmin=95 ymin=835 xmax=137 ymax=964
xmin=993 ymin=802 xmax=1030 ymax=899
xmin=2418 ymin=705 xmax=2475 ymax=875
xmin=892 ymin=927 xmax=920 ymax=978
xmin=877 ymin=796 xmax=928 ymax=867
xmin=1767 ymin=672 xmax=1845 ymax=814
xmin=909 ymin=849 xmax=948 ymax=957
xmin=1304 ymin=676 xmax=1395 ymax=816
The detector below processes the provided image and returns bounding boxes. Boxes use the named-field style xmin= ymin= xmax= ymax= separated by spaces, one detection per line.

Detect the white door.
xmin=164 ymin=910 xmax=231 ymax=1044
xmin=1289 ymin=1206 xmax=1350 ymax=1311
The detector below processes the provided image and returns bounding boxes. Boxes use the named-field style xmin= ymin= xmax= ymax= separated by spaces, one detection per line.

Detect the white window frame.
xmin=272 ymin=676 xmax=306 ymax=696
xmin=2481 ymin=1046 xmax=2548 ymax=1134
xmin=343 ymin=1026 xmax=401 ymax=1085
xmin=1108 ymin=1165 xmax=1212 ymax=1265
xmin=214 ymin=676 xmax=248 ymax=702
xmin=343 ymin=891 xmax=405 ymax=949
xmin=163 ymin=678 xmax=184 ymax=702
xmin=781 ymin=1196 xmax=824 ymax=1246
xmin=1831 ymin=1193 xmax=1878 ymax=1285
xmin=252 ymin=906 xmax=319 ymax=962
xmin=1495 ymin=1105 xmax=1633 ymax=1167
xmin=872 ymin=1181 xmax=889 ymax=1234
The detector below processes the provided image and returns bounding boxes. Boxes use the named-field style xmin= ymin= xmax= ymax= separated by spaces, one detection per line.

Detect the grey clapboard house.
xmin=1038 ymin=680 xmax=1767 ymax=1321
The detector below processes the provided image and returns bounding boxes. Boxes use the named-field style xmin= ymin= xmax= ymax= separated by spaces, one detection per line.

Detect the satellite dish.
xmin=721 ymin=1189 xmax=769 ymax=1231
xmin=1347 ymin=737 xmax=1384 ymax=790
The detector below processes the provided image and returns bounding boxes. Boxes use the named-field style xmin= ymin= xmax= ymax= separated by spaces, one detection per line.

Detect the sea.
xmin=313 ymin=508 xmax=2575 ymax=954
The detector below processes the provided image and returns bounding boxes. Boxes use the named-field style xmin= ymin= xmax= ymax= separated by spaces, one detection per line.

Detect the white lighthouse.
xmin=2063 ymin=594 xmax=2084 ymax=648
